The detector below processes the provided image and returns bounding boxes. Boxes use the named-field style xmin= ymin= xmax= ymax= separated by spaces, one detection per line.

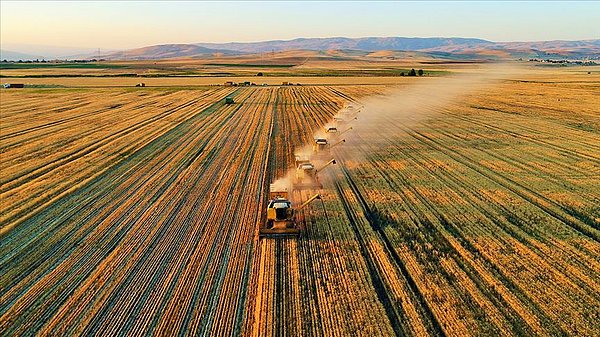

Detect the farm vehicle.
xmin=294 ymin=158 xmax=336 ymax=189
xmin=313 ymin=138 xmax=345 ymax=157
xmin=260 ymin=184 xmax=321 ymax=237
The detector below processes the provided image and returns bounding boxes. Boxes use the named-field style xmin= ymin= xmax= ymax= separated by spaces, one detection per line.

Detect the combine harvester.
xmin=260 ymin=185 xmax=321 ymax=237
xmin=294 ymin=158 xmax=336 ymax=189
xmin=325 ymin=126 xmax=338 ymax=134
xmin=327 ymin=126 xmax=353 ymax=140
xmin=313 ymin=137 xmax=345 ymax=159
xmin=334 ymin=103 xmax=361 ymax=125
xmin=344 ymin=103 xmax=361 ymax=116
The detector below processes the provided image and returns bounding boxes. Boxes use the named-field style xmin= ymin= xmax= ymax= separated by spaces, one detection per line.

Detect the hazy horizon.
xmin=2 ymin=1 xmax=599 ymax=52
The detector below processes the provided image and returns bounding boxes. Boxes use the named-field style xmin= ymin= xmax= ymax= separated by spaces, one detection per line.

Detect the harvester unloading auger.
xmin=260 ymin=184 xmax=321 ymax=237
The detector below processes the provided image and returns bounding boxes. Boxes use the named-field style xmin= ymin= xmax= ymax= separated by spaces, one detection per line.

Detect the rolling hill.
xmin=100 ymin=44 xmax=240 ymax=60
xmin=0 ymin=49 xmax=46 ymax=61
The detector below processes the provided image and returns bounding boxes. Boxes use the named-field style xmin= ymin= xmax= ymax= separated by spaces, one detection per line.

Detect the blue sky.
xmin=1 ymin=1 xmax=599 ymax=49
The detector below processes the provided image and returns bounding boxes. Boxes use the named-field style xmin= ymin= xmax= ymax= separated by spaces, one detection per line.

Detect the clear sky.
xmin=1 ymin=1 xmax=599 ymax=50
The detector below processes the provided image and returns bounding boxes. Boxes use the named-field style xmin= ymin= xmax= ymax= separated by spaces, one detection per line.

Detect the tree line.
xmin=400 ymin=68 xmax=424 ymax=76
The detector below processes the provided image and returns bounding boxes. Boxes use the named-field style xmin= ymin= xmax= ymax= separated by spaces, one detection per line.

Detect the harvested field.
xmin=0 ymin=76 xmax=420 ymax=87
xmin=1 ymin=70 xmax=599 ymax=336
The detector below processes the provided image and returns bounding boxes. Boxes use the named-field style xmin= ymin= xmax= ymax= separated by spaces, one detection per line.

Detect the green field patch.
xmin=0 ymin=73 xmax=139 ymax=78
xmin=292 ymin=68 xmax=449 ymax=77
xmin=0 ymin=62 xmax=127 ymax=69
xmin=205 ymin=63 xmax=296 ymax=68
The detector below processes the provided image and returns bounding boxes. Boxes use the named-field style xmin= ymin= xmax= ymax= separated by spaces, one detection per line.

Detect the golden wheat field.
xmin=1 ymin=64 xmax=599 ymax=336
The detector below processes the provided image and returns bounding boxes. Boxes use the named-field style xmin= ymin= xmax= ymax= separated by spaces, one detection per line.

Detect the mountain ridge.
xmin=195 ymin=37 xmax=495 ymax=53
xmin=106 ymin=37 xmax=600 ymax=60
xmin=3 ymin=37 xmax=599 ymax=61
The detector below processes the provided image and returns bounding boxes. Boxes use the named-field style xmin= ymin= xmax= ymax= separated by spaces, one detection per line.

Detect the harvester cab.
xmin=260 ymin=184 xmax=321 ymax=237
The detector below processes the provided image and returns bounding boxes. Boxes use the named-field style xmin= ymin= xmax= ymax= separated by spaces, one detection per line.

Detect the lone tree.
xmin=400 ymin=72 xmax=405 ymax=76
xmin=257 ymin=72 xmax=264 ymax=76
xmin=408 ymin=68 xmax=417 ymax=76
xmin=418 ymin=69 xmax=424 ymax=76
